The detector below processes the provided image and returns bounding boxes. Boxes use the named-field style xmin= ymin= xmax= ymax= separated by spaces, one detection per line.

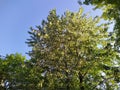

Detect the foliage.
xmin=79 ymin=0 xmax=120 ymax=53
xmin=0 ymin=4 xmax=120 ymax=89
xmin=26 ymin=8 xmax=120 ymax=89
xmin=0 ymin=53 xmax=46 ymax=90
xmin=0 ymin=53 xmax=28 ymax=89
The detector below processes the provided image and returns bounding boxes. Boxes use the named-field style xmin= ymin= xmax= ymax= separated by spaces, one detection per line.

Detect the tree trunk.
xmin=79 ymin=72 xmax=84 ymax=90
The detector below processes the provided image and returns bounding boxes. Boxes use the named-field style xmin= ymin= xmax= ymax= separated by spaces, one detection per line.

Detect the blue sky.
xmin=0 ymin=0 xmax=102 ymax=59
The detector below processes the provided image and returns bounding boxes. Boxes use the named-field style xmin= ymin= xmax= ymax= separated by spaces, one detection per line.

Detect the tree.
xmin=0 ymin=53 xmax=28 ymax=89
xmin=79 ymin=0 xmax=120 ymax=53
xmin=27 ymin=8 xmax=119 ymax=89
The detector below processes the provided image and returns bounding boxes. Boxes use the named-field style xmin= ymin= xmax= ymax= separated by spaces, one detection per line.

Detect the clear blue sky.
xmin=0 ymin=0 xmax=101 ymax=59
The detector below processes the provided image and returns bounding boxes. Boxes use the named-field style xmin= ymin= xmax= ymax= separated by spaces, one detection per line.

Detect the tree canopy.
xmin=26 ymin=8 xmax=120 ymax=90
xmin=79 ymin=0 xmax=120 ymax=53
xmin=0 ymin=53 xmax=27 ymax=89
xmin=0 ymin=2 xmax=120 ymax=89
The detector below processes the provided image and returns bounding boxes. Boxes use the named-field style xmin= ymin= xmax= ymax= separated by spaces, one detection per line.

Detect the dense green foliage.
xmin=0 ymin=5 xmax=120 ymax=90
xmin=0 ymin=53 xmax=44 ymax=89
xmin=0 ymin=53 xmax=26 ymax=89
xmin=79 ymin=0 xmax=120 ymax=53
xmin=26 ymin=8 xmax=120 ymax=89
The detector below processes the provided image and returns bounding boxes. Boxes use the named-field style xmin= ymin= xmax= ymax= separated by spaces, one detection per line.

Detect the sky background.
xmin=0 ymin=0 xmax=102 ymax=59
